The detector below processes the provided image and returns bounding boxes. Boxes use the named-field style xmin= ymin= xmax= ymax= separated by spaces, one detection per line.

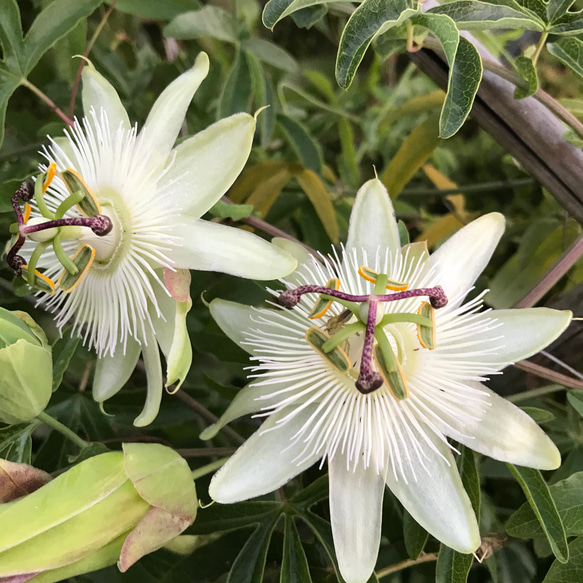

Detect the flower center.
xmin=277 ymin=266 xmax=447 ymax=399
xmin=7 ymin=163 xmax=115 ymax=295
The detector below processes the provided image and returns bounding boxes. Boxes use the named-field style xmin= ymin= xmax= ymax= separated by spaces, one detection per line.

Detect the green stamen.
xmin=52 ymin=232 xmax=79 ymax=275
xmin=55 ymin=191 xmax=84 ymax=219
xmin=26 ymin=240 xmax=51 ymax=287
xmin=34 ymin=174 xmax=56 ymax=220
xmin=322 ymin=321 xmax=365 ymax=353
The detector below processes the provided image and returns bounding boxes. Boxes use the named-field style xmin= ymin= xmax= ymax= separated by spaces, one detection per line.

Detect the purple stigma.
xmin=355 ymin=298 xmax=384 ymax=394
xmin=21 ymin=214 xmax=113 ymax=237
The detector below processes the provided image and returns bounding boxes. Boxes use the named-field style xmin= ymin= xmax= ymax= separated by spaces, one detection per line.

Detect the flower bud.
xmin=0 ymin=307 xmax=52 ymax=424
xmin=0 ymin=443 xmax=198 ymax=581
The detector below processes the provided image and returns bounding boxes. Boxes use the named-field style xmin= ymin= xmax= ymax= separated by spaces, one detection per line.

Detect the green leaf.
xmin=192 ymin=501 xmax=283 ymax=534
xmin=0 ymin=0 xmax=24 ymax=74
xmin=299 ymin=511 xmax=341 ymax=577
xmin=0 ymin=421 xmax=38 ymax=464
xmin=208 ymin=200 xmax=255 ymax=221
xmin=51 ymin=332 xmax=80 ymax=391
xmin=460 ymin=446 xmax=480 ymax=516
xmin=276 ymin=114 xmax=323 ymax=174
xmin=336 ymin=0 xmax=418 ymax=88
xmin=514 ymin=56 xmax=539 ymax=99
xmin=567 ymin=391 xmax=583 ymax=417
xmin=262 ymin=0 xmax=347 ymax=29
xmin=242 ymin=39 xmax=299 ymax=73
xmin=281 ymin=515 xmax=313 ymax=583
xmin=23 ymin=0 xmax=103 ymax=76
xmin=403 ymin=510 xmax=428 ymax=559
xmin=428 ymin=1 xmax=545 ymax=31
xmin=381 ymin=111 xmax=442 ymax=196
xmin=507 ymin=472 xmax=583 ymax=538
xmin=507 ymin=464 xmax=569 ymax=563
xmin=549 ymin=10 xmax=583 ymax=35
xmin=436 ymin=545 xmax=474 ymax=583
xmin=164 ymin=6 xmax=238 ymax=43
xmin=542 ymin=536 xmax=583 ymax=583
xmin=227 ymin=511 xmax=281 ymax=583
xmin=106 ymin=0 xmax=195 ymax=20
xmin=246 ymin=52 xmax=276 ymax=149
xmin=289 ymin=474 xmax=329 ymax=508
xmin=547 ymin=0 xmax=577 ymax=22
xmin=412 ymin=13 xmax=482 ymax=137
xmin=218 ymin=49 xmax=253 ymax=119
xmin=548 ymin=37 xmax=583 ymax=81
xmin=291 ymin=5 xmax=328 ymax=28
xmin=522 ymin=406 xmax=556 ymax=423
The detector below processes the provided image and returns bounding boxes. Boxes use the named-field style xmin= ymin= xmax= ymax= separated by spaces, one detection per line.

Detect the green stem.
xmin=508 ymin=384 xmax=566 ymax=403
xmin=20 ymin=78 xmax=74 ymax=127
xmin=191 ymin=458 xmax=229 ymax=481
xmin=322 ymin=322 xmax=365 ymax=353
xmin=36 ymin=411 xmax=89 ymax=449
xmin=531 ymin=32 xmax=548 ymax=66
xmin=34 ymin=174 xmax=56 ymax=220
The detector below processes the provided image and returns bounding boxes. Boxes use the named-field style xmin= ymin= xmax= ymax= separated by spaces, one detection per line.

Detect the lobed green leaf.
xmin=548 ymin=37 xmax=583 ymax=81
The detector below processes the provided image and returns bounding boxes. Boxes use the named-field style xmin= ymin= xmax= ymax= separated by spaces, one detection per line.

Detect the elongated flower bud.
xmin=0 ymin=308 xmax=52 ymax=424
xmin=0 ymin=443 xmax=198 ymax=581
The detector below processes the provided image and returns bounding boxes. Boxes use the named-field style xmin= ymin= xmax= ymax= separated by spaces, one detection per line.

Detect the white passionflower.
xmin=203 ymin=179 xmax=572 ymax=583
xmin=7 ymin=53 xmax=296 ymax=426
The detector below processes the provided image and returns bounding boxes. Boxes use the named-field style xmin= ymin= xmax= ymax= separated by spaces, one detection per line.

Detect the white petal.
xmin=209 ymin=406 xmax=321 ymax=503
xmin=200 ymin=381 xmax=288 ymax=440
xmin=272 ymin=237 xmax=313 ymax=286
xmin=139 ymin=52 xmax=210 ymax=163
xmin=346 ymin=179 xmax=400 ymax=261
xmin=161 ymin=113 xmax=256 ymax=217
xmin=431 ymin=213 xmax=505 ymax=307
xmin=209 ymin=299 xmax=256 ymax=354
xmin=82 ymin=62 xmax=131 ymax=133
xmin=466 ymin=308 xmax=572 ymax=368
xmin=329 ymin=456 xmax=384 ymax=583
xmin=384 ymin=433 xmax=480 ymax=553
xmin=133 ymin=327 xmax=163 ymax=427
xmin=93 ymin=337 xmax=141 ymax=402
xmin=440 ymin=382 xmax=561 ymax=470
xmin=171 ymin=218 xmax=297 ymax=280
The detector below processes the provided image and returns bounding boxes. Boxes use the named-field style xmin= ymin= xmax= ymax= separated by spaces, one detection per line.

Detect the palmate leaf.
xmin=547 ymin=0 xmax=577 ymax=22
xmin=410 ymin=13 xmax=483 ymax=138
xmin=549 ymin=8 xmax=583 ymax=34
xmin=548 ymin=37 xmax=583 ymax=81
xmin=262 ymin=0 xmax=353 ymax=29
xmin=0 ymin=0 xmax=103 ymax=147
xmin=281 ymin=515 xmax=313 ymax=583
xmin=335 ymin=0 xmax=418 ymax=89
xmin=427 ymin=0 xmax=545 ymax=31
xmin=542 ymin=537 xmax=583 ymax=583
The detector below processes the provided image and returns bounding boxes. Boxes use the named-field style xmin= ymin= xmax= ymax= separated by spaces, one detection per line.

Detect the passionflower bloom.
xmin=5 ymin=52 xmax=296 ymax=426
xmin=203 ymin=179 xmax=572 ymax=583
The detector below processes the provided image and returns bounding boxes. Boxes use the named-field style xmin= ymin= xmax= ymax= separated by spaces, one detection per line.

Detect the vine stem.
xmin=191 ymin=458 xmax=229 ymax=481
xmin=68 ymin=0 xmax=118 ymax=119
xmin=421 ymin=37 xmax=583 ymax=141
xmin=20 ymin=79 xmax=74 ymax=127
xmin=36 ymin=411 xmax=89 ymax=449
xmin=376 ymin=552 xmax=439 ymax=579
xmin=531 ymin=32 xmax=548 ymax=66
xmin=514 ymin=360 xmax=583 ymax=390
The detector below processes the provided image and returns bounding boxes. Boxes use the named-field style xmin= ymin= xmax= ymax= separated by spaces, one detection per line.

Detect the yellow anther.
xmin=21 ymin=265 xmax=55 ymax=295
xmin=23 ymin=203 xmax=31 ymax=223
xmin=305 ymin=327 xmax=351 ymax=374
xmin=416 ymin=301 xmax=436 ymax=350
xmin=42 ymin=163 xmax=57 ymax=194
xmin=57 ymin=245 xmax=95 ymax=293
xmin=60 ymin=168 xmax=102 ymax=217
xmin=357 ymin=265 xmax=409 ymax=291
xmin=309 ymin=277 xmax=340 ymax=319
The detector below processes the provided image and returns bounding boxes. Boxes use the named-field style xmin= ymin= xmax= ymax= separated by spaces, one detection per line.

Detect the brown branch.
xmin=376 ymin=552 xmax=439 ymax=579
xmin=176 ymin=447 xmax=236 ymax=457
xmin=514 ymin=360 xmax=583 ymax=390
xmin=21 ymin=79 xmax=74 ymax=126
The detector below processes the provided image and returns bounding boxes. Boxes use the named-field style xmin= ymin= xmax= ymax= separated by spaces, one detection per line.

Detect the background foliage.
xmin=1 ymin=0 xmax=582 ymax=582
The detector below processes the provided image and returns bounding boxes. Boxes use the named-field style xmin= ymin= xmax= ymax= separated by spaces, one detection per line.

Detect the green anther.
xmin=417 ymin=302 xmax=436 ymax=350
xmin=58 ymin=245 xmax=95 ymax=293
xmin=20 ymin=266 xmax=54 ymax=294
xmin=374 ymin=329 xmax=409 ymax=400
xmin=61 ymin=169 xmax=100 ymax=217
xmin=378 ymin=313 xmax=432 ymax=328
xmin=306 ymin=327 xmax=351 ymax=374
xmin=373 ymin=273 xmax=388 ymax=295
xmin=321 ymin=321 xmax=365 ymax=353
xmin=358 ymin=265 xmax=409 ymax=291
xmin=34 ymin=174 xmax=56 ymax=220
xmin=9 ymin=223 xmax=19 ymax=234
xmin=26 ymin=241 xmax=51 ymax=286
xmin=52 ymin=232 xmax=79 ymax=276
xmin=55 ymin=191 xmax=84 ymax=219
xmin=309 ymin=277 xmax=340 ymax=319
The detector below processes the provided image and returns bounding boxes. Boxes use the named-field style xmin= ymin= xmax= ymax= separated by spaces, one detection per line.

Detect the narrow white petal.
xmin=385 ymin=432 xmax=480 ymax=553
xmin=82 ymin=63 xmax=130 ymax=132
xmin=171 ymin=218 xmax=297 ymax=280
xmin=133 ymin=328 xmax=163 ymax=427
xmin=346 ymin=179 xmax=400 ymax=260
xmin=329 ymin=456 xmax=385 ymax=583
xmin=209 ymin=299 xmax=256 ymax=354
xmin=431 ymin=213 xmax=505 ymax=307
xmin=209 ymin=406 xmax=321 ymax=503
xmin=442 ymin=382 xmax=561 ymax=470
xmin=475 ymin=308 xmax=572 ymax=366
xmin=139 ymin=52 xmax=210 ymax=163
xmin=93 ymin=336 xmax=141 ymax=402
xmin=161 ymin=113 xmax=256 ymax=217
